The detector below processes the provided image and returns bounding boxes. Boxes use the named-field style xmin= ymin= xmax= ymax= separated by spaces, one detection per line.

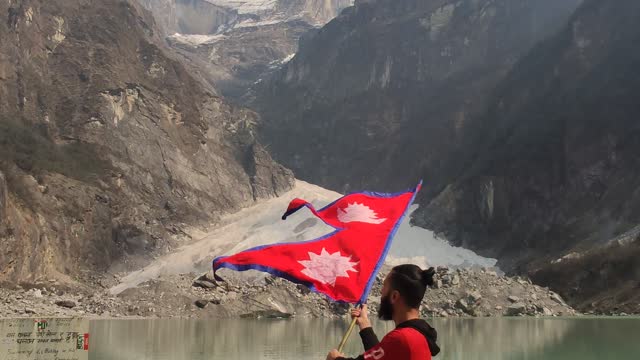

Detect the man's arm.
xmin=352 ymin=305 xmax=379 ymax=350
xmin=331 ymin=328 xmax=379 ymax=360
xmin=330 ymin=330 xmax=407 ymax=360
xmin=358 ymin=327 xmax=380 ymax=351
xmin=327 ymin=305 xmax=378 ymax=360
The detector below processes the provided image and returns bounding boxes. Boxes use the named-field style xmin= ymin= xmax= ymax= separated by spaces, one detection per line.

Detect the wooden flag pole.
xmin=337 ymin=316 xmax=358 ymax=353
xmin=337 ymin=304 xmax=363 ymax=353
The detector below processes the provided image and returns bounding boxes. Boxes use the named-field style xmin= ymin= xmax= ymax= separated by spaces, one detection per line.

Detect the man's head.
xmin=378 ymin=265 xmax=435 ymax=321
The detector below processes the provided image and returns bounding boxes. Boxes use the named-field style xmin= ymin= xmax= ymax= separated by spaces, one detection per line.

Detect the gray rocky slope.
xmin=0 ymin=0 xmax=292 ymax=287
xmin=0 ymin=266 xmax=578 ymax=319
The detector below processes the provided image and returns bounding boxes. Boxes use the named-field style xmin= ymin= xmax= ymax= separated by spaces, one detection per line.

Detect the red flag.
xmin=213 ymin=182 xmax=421 ymax=303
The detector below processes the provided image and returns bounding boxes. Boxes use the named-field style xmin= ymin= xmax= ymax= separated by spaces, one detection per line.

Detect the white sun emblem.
xmin=337 ymin=202 xmax=387 ymax=224
xmin=298 ymin=248 xmax=358 ymax=286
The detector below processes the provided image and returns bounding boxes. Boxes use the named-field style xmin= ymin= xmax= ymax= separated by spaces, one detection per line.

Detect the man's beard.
xmin=378 ymin=295 xmax=394 ymax=321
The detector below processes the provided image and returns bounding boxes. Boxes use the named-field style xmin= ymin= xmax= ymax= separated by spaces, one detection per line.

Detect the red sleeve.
xmin=361 ymin=330 xmax=407 ymax=360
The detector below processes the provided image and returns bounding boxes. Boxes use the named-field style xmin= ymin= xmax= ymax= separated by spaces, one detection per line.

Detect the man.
xmin=327 ymin=265 xmax=440 ymax=360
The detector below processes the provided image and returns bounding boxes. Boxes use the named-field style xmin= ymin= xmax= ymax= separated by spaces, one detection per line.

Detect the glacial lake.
xmin=89 ymin=317 xmax=640 ymax=359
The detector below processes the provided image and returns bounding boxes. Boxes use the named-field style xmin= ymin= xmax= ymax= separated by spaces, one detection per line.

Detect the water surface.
xmin=89 ymin=317 xmax=640 ymax=359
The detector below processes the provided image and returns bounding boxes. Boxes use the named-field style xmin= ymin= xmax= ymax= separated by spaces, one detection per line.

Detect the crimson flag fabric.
xmin=212 ymin=182 xmax=422 ymax=304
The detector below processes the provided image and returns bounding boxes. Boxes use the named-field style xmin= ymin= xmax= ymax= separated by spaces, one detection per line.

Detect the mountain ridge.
xmin=0 ymin=0 xmax=293 ymax=286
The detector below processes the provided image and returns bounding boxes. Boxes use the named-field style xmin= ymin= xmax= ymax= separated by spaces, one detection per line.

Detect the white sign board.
xmin=0 ymin=318 xmax=89 ymax=360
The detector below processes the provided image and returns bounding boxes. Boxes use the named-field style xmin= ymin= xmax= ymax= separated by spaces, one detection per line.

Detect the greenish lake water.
xmin=89 ymin=317 xmax=640 ymax=359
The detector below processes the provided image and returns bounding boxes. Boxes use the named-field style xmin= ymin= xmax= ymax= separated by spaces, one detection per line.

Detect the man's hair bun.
xmin=421 ymin=267 xmax=436 ymax=287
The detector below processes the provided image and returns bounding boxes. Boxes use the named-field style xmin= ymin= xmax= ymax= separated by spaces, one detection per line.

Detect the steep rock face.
xmin=416 ymin=0 xmax=640 ymax=311
xmin=137 ymin=0 xmax=238 ymax=35
xmin=273 ymin=0 xmax=353 ymax=25
xmin=135 ymin=0 xmax=179 ymax=35
xmin=175 ymin=0 xmax=237 ymax=34
xmin=137 ymin=0 xmax=353 ymax=99
xmin=0 ymin=0 xmax=293 ymax=285
xmin=167 ymin=21 xmax=312 ymax=99
xmin=254 ymin=0 xmax=582 ymax=194
xmin=137 ymin=0 xmax=353 ymax=39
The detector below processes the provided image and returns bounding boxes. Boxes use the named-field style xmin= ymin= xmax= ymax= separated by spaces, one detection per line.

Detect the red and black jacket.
xmin=338 ymin=319 xmax=440 ymax=360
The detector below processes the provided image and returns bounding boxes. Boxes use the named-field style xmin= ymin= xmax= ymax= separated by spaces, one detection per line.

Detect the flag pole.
xmin=337 ymin=303 xmax=363 ymax=353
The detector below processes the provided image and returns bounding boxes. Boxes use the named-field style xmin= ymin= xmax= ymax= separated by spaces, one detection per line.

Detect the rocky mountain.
xmin=0 ymin=0 xmax=292 ymax=286
xmin=252 ymin=0 xmax=638 ymax=313
xmin=250 ymin=0 xmax=640 ymax=312
xmin=137 ymin=0 xmax=353 ymax=98
xmin=139 ymin=0 xmax=352 ymax=35
xmin=254 ymin=0 xmax=582 ymax=194
xmin=417 ymin=0 xmax=640 ymax=313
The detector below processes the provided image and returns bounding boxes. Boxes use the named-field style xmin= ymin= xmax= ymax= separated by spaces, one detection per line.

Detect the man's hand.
xmin=326 ymin=349 xmax=344 ymax=360
xmin=351 ymin=304 xmax=371 ymax=330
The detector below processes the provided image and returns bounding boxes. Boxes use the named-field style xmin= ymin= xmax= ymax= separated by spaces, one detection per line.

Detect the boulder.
xmin=455 ymin=298 xmax=470 ymax=313
xmin=55 ymin=300 xmax=77 ymax=309
xmin=222 ymin=291 xmax=238 ymax=302
xmin=467 ymin=291 xmax=482 ymax=303
xmin=434 ymin=280 xmax=443 ymax=289
xmin=297 ymin=284 xmax=311 ymax=295
xmin=550 ymin=293 xmax=565 ymax=304
xmin=29 ymin=289 xmax=44 ymax=299
xmin=195 ymin=300 xmax=208 ymax=309
xmin=506 ymin=303 xmax=526 ymax=316
xmin=507 ymin=295 xmax=520 ymax=303
xmin=451 ymin=275 xmax=460 ymax=286
xmin=192 ymin=279 xmax=216 ymax=289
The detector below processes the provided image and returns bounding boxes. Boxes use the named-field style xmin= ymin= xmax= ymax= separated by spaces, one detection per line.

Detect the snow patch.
xmin=52 ymin=16 xmax=66 ymax=44
xmin=267 ymin=53 xmax=296 ymax=70
xmin=205 ymin=0 xmax=278 ymax=14
xmin=169 ymin=33 xmax=227 ymax=46
xmin=282 ymin=53 xmax=296 ymax=63
xmin=233 ymin=18 xmax=286 ymax=28
xmin=25 ymin=7 xmax=33 ymax=26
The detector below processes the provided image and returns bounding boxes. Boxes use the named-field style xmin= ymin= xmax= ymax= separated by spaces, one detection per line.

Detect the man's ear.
xmin=390 ymin=290 xmax=400 ymax=304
